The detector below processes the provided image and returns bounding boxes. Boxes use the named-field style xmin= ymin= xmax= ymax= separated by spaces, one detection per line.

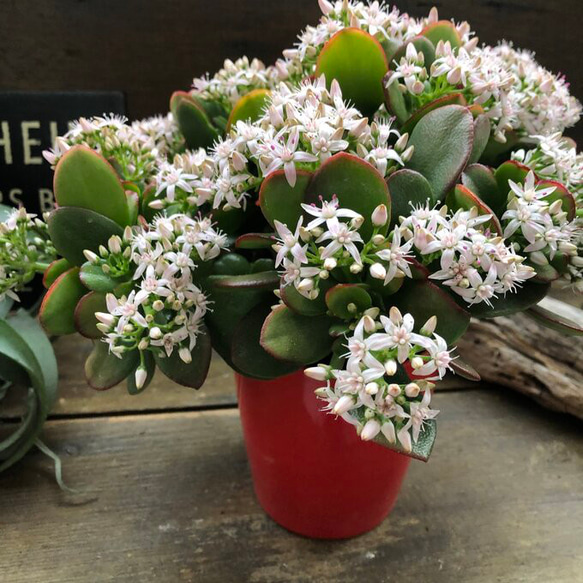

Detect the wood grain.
xmin=1 ymin=389 xmax=581 ymax=583
xmin=0 ymin=0 xmax=581 ymax=143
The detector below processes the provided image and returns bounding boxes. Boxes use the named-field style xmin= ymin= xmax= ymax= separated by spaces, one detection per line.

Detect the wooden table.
xmin=1 ymin=336 xmax=582 ymax=583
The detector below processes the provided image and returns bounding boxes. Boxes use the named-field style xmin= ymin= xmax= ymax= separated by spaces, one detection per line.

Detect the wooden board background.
xmin=0 ymin=0 xmax=581 ymax=142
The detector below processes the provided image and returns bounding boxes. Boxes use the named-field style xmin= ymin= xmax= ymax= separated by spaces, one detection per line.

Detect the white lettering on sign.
xmin=39 ymin=188 xmax=55 ymax=212
xmin=21 ymin=121 xmax=43 ymax=165
xmin=0 ymin=121 xmax=13 ymax=165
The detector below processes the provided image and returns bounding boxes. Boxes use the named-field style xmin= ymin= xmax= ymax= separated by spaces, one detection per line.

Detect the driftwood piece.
xmin=457 ymin=299 xmax=583 ymax=420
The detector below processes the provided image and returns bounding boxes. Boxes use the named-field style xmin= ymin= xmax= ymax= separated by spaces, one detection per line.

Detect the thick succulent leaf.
xmin=305 ymin=152 xmax=390 ymax=239
xmin=531 ymin=262 xmax=560 ymax=283
xmin=461 ymin=163 xmax=505 ymax=216
xmin=0 ymin=298 xmax=13 ymax=319
xmin=260 ymin=305 xmax=334 ymax=365
xmin=406 ymin=105 xmax=474 ymax=201
xmin=494 ymin=160 xmax=530 ymax=198
xmin=208 ymin=271 xmax=279 ymax=290
xmin=85 ymin=341 xmax=139 ymax=390
xmin=449 ymin=357 xmax=481 ymax=382
xmin=259 ymin=169 xmax=312 ymax=228
xmin=445 ymin=184 xmax=502 ymax=235
xmin=526 ymin=297 xmax=583 ymax=336
xmin=140 ymin=184 xmax=158 ymax=223
xmin=53 ymin=145 xmax=130 ymax=226
xmin=127 ymin=351 xmax=156 ymax=395
xmin=391 ymin=36 xmax=436 ymax=69
xmin=538 ymin=179 xmax=576 ymax=221
xmin=387 ymin=168 xmax=435 ymax=223
xmin=420 ymin=21 xmax=462 ymax=48
xmin=325 ymin=284 xmax=372 ymax=319
xmin=226 ymin=89 xmax=270 ymax=130
xmin=316 ymin=28 xmax=388 ymax=117
xmin=235 ymin=232 xmax=276 ymax=250
xmin=39 ymin=268 xmax=87 ymax=335
xmin=126 ymin=190 xmax=139 ymax=224
xmin=374 ymin=419 xmax=436 ymax=462
xmin=402 ymin=93 xmax=466 ymax=134
xmin=467 ymin=282 xmax=550 ymax=318
xmin=79 ymin=262 xmax=121 ymax=293
xmin=47 ymin=206 xmax=123 ymax=266
xmin=467 ymin=114 xmax=491 ymax=165
xmin=170 ymin=91 xmax=219 ymax=150
xmin=231 ymin=302 xmax=300 ymax=379
xmin=74 ymin=292 xmax=107 ymax=339
xmin=280 ymin=281 xmax=329 ymax=316
xmin=393 ymin=279 xmax=471 ymax=343
xmin=211 ymin=206 xmax=247 ymax=235
xmin=154 ymin=326 xmax=212 ymax=389
xmin=42 ymin=258 xmax=72 ymax=289
xmin=251 ymin=258 xmax=276 ymax=273
xmin=212 ymin=253 xmax=251 ymax=276
xmin=383 ymin=71 xmax=409 ymax=124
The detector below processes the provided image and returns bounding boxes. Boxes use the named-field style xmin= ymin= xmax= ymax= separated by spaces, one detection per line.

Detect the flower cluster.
xmin=43 ymin=114 xmax=182 ymax=185
xmin=0 ymin=208 xmax=56 ymax=303
xmin=500 ymin=171 xmax=580 ymax=279
xmin=307 ymin=308 xmax=450 ymax=452
xmin=91 ymin=214 xmax=227 ymax=387
xmin=151 ymin=77 xmax=411 ymax=214
xmin=513 ymin=133 xmax=583 ymax=204
xmin=191 ymin=56 xmax=278 ymax=110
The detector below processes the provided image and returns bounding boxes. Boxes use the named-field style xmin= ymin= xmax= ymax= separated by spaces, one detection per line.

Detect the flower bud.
xmin=388 ymin=383 xmax=401 ymax=397
xmin=420 ymin=315 xmax=437 ymax=336
xmin=178 ymin=347 xmax=192 ymax=364
xmin=529 ymin=251 xmax=549 ymax=266
xmin=401 ymin=145 xmax=415 ymax=162
xmin=323 ymin=257 xmax=337 ymax=270
xmin=304 ymin=366 xmax=329 ymax=381
xmin=371 ymin=204 xmax=389 ymax=227
xmin=135 ymin=366 xmax=148 ymax=390
xmin=548 ymin=199 xmax=563 ymax=215
xmin=95 ymin=312 xmax=115 ymax=327
xmin=332 ymin=395 xmax=354 ymax=415
xmin=149 ymin=327 xmax=163 ymax=340
xmin=365 ymin=382 xmax=379 ymax=395
xmin=362 ymin=315 xmax=376 ymax=333
xmin=351 ymin=215 xmax=364 ymax=229
xmin=318 ymin=0 xmax=333 ymax=15
xmin=394 ymin=132 xmax=409 ymax=151
xmin=152 ymin=300 xmax=165 ymax=311
xmin=411 ymin=357 xmax=424 ymax=370
xmin=360 ymin=419 xmax=381 ymax=441
xmin=349 ymin=263 xmax=363 ymax=274
xmin=389 ymin=306 xmax=403 ymax=325
xmin=96 ymin=323 xmax=111 ymax=334
xmin=297 ymin=278 xmax=314 ymax=293
xmin=405 ymin=383 xmax=420 ymax=398
xmin=311 ymin=227 xmax=323 ymax=238
xmin=83 ymin=249 xmax=99 ymax=263
xmin=371 ymin=234 xmax=385 ymax=246
xmin=314 ymin=387 xmax=329 ymax=398
xmin=385 ymin=359 xmax=397 ymax=376
xmin=138 ymin=338 xmax=149 ymax=351
xmin=369 ymin=263 xmax=387 ymax=280
xmin=319 ymin=270 xmax=329 ymax=279
xmin=108 ymin=235 xmax=122 ymax=254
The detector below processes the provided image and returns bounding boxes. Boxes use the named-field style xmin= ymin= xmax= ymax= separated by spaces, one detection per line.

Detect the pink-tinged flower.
xmin=274 ymin=218 xmax=308 ymax=267
xmin=301 ymin=196 xmax=361 ymax=230
xmin=344 ymin=317 xmax=386 ymax=372
xmin=507 ymin=171 xmax=556 ymax=204
xmin=502 ymin=200 xmax=546 ymax=243
xmin=411 ymin=335 xmax=453 ymax=380
xmin=409 ymin=389 xmax=439 ymax=443
xmin=423 ymin=224 xmax=469 ymax=269
xmin=375 ymin=227 xmax=414 ymax=284
xmin=316 ymin=221 xmax=364 ymax=265
xmin=263 ymin=128 xmax=318 ymax=187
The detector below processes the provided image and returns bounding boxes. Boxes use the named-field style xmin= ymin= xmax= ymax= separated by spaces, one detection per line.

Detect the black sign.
xmin=0 ymin=91 xmax=125 ymax=215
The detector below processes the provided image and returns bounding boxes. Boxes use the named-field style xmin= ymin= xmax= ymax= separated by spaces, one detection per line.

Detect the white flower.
xmin=301 ymin=196 xmax=361 ymax=230
xmin=317 ymin=221 xmax=364 ymax=265
xmin=274 ymin=218 xmax=308 ymax=267
xmin=409 ymin=389 xmax=439 ymax=443
xmin=375 ymin=227 xmax=414 ymax=284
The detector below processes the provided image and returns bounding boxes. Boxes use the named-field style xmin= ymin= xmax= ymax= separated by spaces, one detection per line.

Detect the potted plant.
xmin=3 ymin=1 xmax=581 ymax=538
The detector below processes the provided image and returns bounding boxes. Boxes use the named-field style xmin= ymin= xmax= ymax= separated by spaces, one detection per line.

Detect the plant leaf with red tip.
xmin=42 ymin=258 xmax=71 ymax=289
xmin=235 ymin=232 xmax=276 ymax=250
xmin=226 ymin=89 xmax=270 ymax=130
xmin=259 ymin=169 xmax=312 ymax=228
xmin=445 ymin=184 xmax=502 ymax=235
xmin=74 ymin=291 xmax=107 ymax=339
xmin=170 ymin=91 xmax=219 ymax=150
xmin=207 ymin=271 xmax=279 ymax=290
xmin=420 ymin=20 xmax=462 ymax=49
xmin=461 ymin=163 xmax=504 ymax=216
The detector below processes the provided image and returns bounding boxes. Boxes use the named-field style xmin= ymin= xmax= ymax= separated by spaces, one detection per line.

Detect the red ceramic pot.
xmin=236 ymin=370 xmax=411 ymax=539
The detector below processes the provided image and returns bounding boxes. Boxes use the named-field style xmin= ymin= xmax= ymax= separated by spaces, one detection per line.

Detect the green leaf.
xmin=467 ymin=114 xmax=491 ymax=165
xmin=468 ymin=282 xmax=550 ymax=318
xmin=85 ymin=341 xmax=139 ymax=390
xmin=47 ymin=206 xmax=124 ymax=266
xmin=374 ymin=418 xmax=436 ymax=462
xmin=154 ymin=327 xmax=212 ymax=389
xmin=407 ymin=105 xmax=474 ymax=201
xmin=212 ymin=253 xmax=251 ymax=276
xmin=538 ymin=179 xmax=576 ymax=221
xmin=325 ymin=284 xmax=372 ymax=319
xmin=79 ymin=262 xmax=121 ymax=293
xmin=390 ymin=36 xmax=436 ymax=69
xmin=526 ymin=298 xmax=583 ymax=336
xmin=39 ymin=268 xmax=87 ymax=335
xmin=210 ymin=205 xmax=248 ymax=235
xmin=208 ymin=271 xmax=279 ymax=290
xmin=0 ymin=298 xmax=13 ymax=319
xmin=53 ymin=145 xmax=130 ymax=226
xmin=445 ymin=184 xmax=502 ymax=235
xmin=126 ymin=190 xmax=139 ymax=224
xmin=260 ymin=305 xmax=335 ymax=365
xmin=450 ymin=357 xmax=481 ymax=382
xmin=259 ymin=169 xmax=312 ymax=228
xmin=280 ymin=280 xmax=331 ymax=316
xmin=461 ymin=164 xmax=504 ymax=216
xmin=316 ymin=28 xmax=388 ymax=117
xmin=42 ymin=258 xmax=72 ymax=289
xmin=420 ymin=20 xmax=462 ymax=48
xmin=401 ymin=93 xmax=466 ymax=134
xmin=383 ymin=71 xmax=409 ymax=124
xmin=393 ymin=279 xmax=471 ymax=343
xmin=235 ymin=232 xmax=276 ymax=250
xmin=127 ymin=351 xmax=156 ymax=395
xmin=305 ymin=152 xmax=390 ymax=240
xmin=170 ymin=91 xmax=219 ymax=150
xmin=231 ymin=302 xmax=299 ymax=379
xmin=226 ymin=89 xmax=270 ymax=130
xmin=387 ymin=168 xmax=434 ymax=223
xmin=494 ymin=160 xmax=530 ymax=198
xmin=74 ymin=292 xmax=107 ymax=339
xmin=251 ymin=258 xmax=276 ymax=273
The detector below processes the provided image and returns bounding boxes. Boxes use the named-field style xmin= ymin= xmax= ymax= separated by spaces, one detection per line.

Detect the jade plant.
xmin=1 ymin=1 xmax=582 ymax=465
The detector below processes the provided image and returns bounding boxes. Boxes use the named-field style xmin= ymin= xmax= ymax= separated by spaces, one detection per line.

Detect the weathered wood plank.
xmin=0 ymin=336 xmax=236 ymax=419
xmin=1 ymin=389 xmax=581 ymax=583
xmin=0 ymin=0 xmax=581 ymax=143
